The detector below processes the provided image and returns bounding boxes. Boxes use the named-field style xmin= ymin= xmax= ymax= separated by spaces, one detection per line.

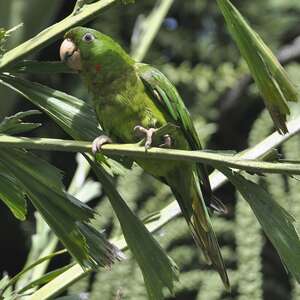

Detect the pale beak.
xmin=59 ymin=38 xmax=82 ymax=71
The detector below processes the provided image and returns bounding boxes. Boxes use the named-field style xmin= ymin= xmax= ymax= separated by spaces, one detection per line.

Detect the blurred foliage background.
xmin=0 ymin=0 xmax=300 ymax=299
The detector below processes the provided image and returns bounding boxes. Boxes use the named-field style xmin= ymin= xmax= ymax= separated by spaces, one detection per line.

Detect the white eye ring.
xmin=82 ymin=32 xmax=95 ymax=43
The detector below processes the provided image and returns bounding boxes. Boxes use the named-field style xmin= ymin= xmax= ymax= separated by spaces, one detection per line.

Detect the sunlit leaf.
xmin=87 ymin=156 xmax=179 ymax=300
xmin=3 ymin=249 xmax=66 ymax=293
xmin=0 ymin=110 xmax=41 ymax=135
xmin=217 ymin=0 xmax=298 ymax=134
xmin=0 ymin=24 xmax=23 ymax=58
xmin=0 ymin=0 xmax=118 ymax=70
xmin=15 ymin=212 xmax=59 ymax=291
xmin=0 ymin=27 xmax=6 ymax=57
xmin=0 ymin=274 xmax=13 ymax=300
xmin=0 ymin=73 xmax=100 ymax=141
xmin=17 ymin=265 xmax=71 ymax=294
xmin=74 ymin=179 xmax=101 ymax=203
xmin=0 ymin=73 xmax=130 ymax=173
xmin=0 ymin=148 xmax=122 ymax=270
xmin=130 ymin=0 xmax=174 ymax=62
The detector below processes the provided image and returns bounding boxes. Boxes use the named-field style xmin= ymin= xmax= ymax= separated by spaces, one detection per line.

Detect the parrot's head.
xmin=59 ymin=27 xmax=133 ymax=75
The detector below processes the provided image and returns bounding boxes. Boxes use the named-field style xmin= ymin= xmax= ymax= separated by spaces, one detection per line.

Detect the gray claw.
xmin=134 ymin=126 xmax=157 ymax=149
xmin=92 ymin=135 xmax=112 ymax=154
xmin=159 ymin=134 xmax=172 ymax=148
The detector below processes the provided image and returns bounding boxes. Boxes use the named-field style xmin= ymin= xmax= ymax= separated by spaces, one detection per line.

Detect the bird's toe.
xmin=92 ymin=135 xmax=112 ymax=154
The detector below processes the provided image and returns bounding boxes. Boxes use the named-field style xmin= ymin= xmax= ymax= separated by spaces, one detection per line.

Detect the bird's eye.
xmin=82 ymin=33 xmax=95 ymax=43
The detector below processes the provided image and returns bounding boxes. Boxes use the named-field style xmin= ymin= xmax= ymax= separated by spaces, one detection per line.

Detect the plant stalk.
xmin=1 ymin=121 xmax=300 ymax=175
xmin=0 ymin=0 xmax=118 ymax=70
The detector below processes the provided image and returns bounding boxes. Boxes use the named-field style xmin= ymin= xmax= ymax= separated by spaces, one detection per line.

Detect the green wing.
xmin=136 ymin=63 xmax=229 ymax=289
xmin=136 ymin=63 xmax=201 ymax=149
xmin=136 ymin=63 xmax=218 ymax=210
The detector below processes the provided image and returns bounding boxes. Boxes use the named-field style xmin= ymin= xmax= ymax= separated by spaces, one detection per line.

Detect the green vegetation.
xmin=0 ymin=1 xmax=299 ymax=299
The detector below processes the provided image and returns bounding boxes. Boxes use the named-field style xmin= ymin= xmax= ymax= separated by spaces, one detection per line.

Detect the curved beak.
xmin=59 ymin=38 xmax=82 ymax=71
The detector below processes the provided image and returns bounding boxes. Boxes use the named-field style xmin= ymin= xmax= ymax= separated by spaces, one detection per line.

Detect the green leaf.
xmin=11 ymin=60 xmax=74 ymax=74
xmin=0 ymin=28 xmax=6 ymax=57
xmin=0 ymin=73 xmax=129 ymax=173
xmin=0 ymin=148 xmax=122 ymax=270
xmin=87 ymin=155 xmax=179 ymax=300
xmin=0 ymin=0 xmax=117 ymax=71
xmin=14 ymin=212 xmax=60 ymax=292
xmin=0 ymin=73 xmax=100 ymax=141
xmin=0 ymin=275 xmax=13 ymax=300
xmin=17 ymin=265 xmax=72 ymax=294
xmin=3 ymin=249 xmax=66 ymax=293
xmin=0 ymin=172 xmax=26 ymax=220
xmin=217 ymin=0 xmax=298 ymax=134
xmin=221 ymin=167 xmax=300 ymax=282
xmin=0 ymin=110 xmax=41 ymax=135
xmin=0 ymin=24 xmax=23 ymax=58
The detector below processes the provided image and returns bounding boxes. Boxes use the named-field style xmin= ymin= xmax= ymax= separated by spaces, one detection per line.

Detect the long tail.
xmin=166 ymin=172 xmax=230 ymax=290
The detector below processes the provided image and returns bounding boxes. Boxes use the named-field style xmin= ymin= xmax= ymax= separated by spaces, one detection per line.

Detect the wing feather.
xmin=136 ymin=63 xmax=229 ymax=289
xmin=136 ymin=63 xmax=217 ymax=208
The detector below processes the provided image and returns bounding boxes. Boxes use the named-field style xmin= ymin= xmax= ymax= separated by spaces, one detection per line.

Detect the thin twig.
xmin=0 ymin=0 xmax=118 ymax=71
xmin=0 ymin=117 xmax=300 ymax=175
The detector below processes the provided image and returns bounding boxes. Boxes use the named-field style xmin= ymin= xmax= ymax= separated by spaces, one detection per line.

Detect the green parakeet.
xmin=60 ymin=27 xmax=230 ymax=289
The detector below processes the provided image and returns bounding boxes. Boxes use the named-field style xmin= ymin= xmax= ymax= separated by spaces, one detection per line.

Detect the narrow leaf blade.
xmin=0 ymin=73 xmax=129 ymax=174
xmin=221 ymin=167 xmax=300 ymax=282
xmin=87 ymin=156 xmax=179 ymax=300
xmin=217 ymin=0 xmax=298 ymax=134
xmin=0 ymin=148 xmax=122 ymax=270
xmin=0 ymin=73 xmax=101 ymax=141
xmin=0 ymin=110 xmax=41 ymax=135
xmin=0 ymin=172 xmax=26 ymax=220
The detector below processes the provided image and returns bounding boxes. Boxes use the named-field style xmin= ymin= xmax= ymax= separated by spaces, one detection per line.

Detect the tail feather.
xmin=167 ymin=175 xmax=230 ymax=291
xmin=197 ymin=164 xmax=227 ymax=214
xmin=190 ymin=190 xmax=230 ymax=290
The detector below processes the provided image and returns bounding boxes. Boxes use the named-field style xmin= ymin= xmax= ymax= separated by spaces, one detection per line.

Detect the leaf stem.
xmin=1 ymin=118 xmax=300 ymax=175
xmin=0 ymin=0 xmax=118 ymax=70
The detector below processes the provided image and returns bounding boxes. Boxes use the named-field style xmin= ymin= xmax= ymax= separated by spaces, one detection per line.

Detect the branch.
xmin=0 ymin=0 xmax=119 ymax=71
xmin=1 ymin=117 xmax=300 ymax=175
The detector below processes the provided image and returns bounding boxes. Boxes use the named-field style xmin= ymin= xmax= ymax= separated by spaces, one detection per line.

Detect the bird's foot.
xmin=134 ymin=125 xmax=172 ymax=149
xmin=159 ymin=134 xmax=172 ymax=148
xmin=92 ymin=135 xmax=112 ymax=154
xmin=134 ymin=126 xmax=157 ymax=149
